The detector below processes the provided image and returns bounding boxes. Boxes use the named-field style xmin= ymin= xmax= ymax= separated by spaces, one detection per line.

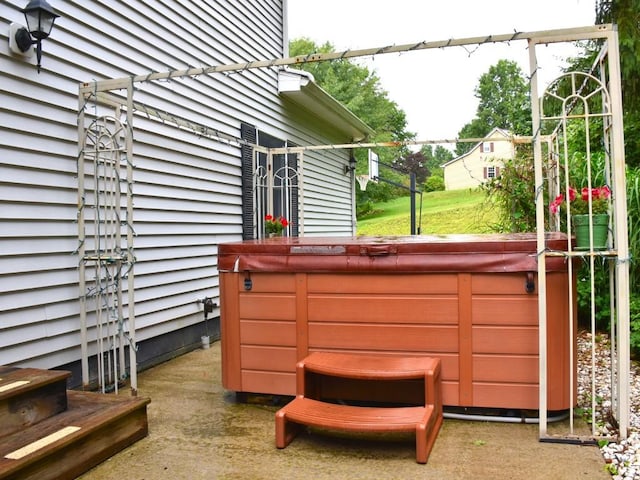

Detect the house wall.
xmin=444 ymin=137 xmax=514 ymax=190
xmin=0 ymin=0 xmax=356 ymax=375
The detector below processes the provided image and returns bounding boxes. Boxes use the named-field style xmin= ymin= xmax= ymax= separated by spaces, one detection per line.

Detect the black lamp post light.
xmin=9 ymin=0 xmax=59 ymax=73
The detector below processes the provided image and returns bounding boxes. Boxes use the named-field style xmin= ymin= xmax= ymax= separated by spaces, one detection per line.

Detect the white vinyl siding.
xmin=1 ymin=0 xmax=359 ymax=370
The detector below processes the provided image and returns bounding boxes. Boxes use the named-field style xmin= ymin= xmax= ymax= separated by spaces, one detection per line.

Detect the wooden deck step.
xmin=0 ymin=390 xmax=150 ymax=480
xmin=0 ymin=367 xmax=70 ymax=438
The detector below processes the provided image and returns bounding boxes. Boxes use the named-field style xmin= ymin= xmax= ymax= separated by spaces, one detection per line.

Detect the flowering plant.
xmin=264 ymin=214 xmax=288 ymax=234
xmin=549 ymin=186 xmax=611 ymax=216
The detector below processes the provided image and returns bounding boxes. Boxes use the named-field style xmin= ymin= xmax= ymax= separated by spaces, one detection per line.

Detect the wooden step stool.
xmin=275 ymin=352 xmax=443 ymax=464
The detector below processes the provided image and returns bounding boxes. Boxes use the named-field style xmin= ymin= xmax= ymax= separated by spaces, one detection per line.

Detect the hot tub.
xmin=218 ymin=233 xmax=575 ymax=411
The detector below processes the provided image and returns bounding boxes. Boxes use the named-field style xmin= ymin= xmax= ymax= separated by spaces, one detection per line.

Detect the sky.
xmin=287 ymin=0 xmax=597 ymax=147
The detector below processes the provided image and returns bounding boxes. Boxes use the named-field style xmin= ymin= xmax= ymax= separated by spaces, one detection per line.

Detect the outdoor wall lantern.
xmin=344 ymin=154 xmax=357 ymax=174
xmin=9 ymin=0 xmax=59 ymax=73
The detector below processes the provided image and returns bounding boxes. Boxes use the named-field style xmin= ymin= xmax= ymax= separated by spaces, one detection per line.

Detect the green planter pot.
xmin=573 ymin=214 xmax=609 ymax=250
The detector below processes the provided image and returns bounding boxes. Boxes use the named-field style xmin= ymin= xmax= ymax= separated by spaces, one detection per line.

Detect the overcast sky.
xmin=287 ymin=0 xmax=597 ymax=146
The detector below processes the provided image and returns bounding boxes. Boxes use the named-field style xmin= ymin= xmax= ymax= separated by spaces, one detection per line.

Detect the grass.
xmin=357 ymin=189 xmax=499 ymax=236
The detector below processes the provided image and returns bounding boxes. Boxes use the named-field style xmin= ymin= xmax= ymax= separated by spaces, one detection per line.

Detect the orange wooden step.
xmin=0 ymin=390 xmax=150 ymax=480
xmin=299 ymin=352 xmax=441 ymax=380
xmin=276 ymin=353 xmax=443 ymax=463
xmin=0 ymin=367 xmax=70 ymax=438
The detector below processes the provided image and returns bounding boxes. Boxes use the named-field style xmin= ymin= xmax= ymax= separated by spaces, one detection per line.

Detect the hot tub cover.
xmin=217 ymin=233 xmax=571 ymax=273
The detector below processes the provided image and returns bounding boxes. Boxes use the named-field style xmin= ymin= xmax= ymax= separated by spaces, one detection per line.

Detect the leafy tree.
xmin=419 ymin=144 xmax=453 ymax=176
xmin=434 ymin=145 xmax=454 ymax=165
xmin=597 ymin=0 xmax=640 ymax=109
xmin=397 ymin=151 xmax=429 ymax=184
xmin=289 ymin=38 xmax=413 ymax=204
xmin=456 ymin=60 xmax=532 ymax=155
xmin=595 ymin=0 xmax=640 ymax=167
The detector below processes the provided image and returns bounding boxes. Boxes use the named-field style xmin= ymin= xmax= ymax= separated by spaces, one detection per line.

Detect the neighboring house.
xmin=442 ymin=128 xmax=514 ymax=190
xmin=0 ymin=1 xmax=371 ymax=387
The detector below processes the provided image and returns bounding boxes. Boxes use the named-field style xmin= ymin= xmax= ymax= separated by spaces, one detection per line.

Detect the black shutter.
xmin=287 ymin=145 xmax=300 ymax=237
xmin=241 ymin=123 xmax=257 ymax=240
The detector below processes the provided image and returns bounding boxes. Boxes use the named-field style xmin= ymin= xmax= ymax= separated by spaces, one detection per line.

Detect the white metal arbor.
xmin=77 ymin=91 xmax=137 ymax=395
xmin=530 ymin=27 xmax=630 ymax=441
xmin=76 ymin=24 xmax=630 ymax=444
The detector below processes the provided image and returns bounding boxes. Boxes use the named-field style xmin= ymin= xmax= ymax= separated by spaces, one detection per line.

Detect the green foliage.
xmin=576 ymin=261 xmax=611 ymax=331
xmin=629 ymin=293 xmax=640 ymax=358
xmin=356 ymin=200 xmax=375 ymax=218
xmin=591 ymin=0 xmax=640 ymax=167
xmin=604 ymin=463 xmax=619 ymax=475
xmin=624 ymin=167 xmax=640 ymax=358
xmin=456 ymin=60 xmax=531 ymax=156
xmin=481 ymin=145 xmax=539 ymax=233
xmin=424 ymin=175 xmax=445 ymax=192
xmin=597 ymin=0 xmax=640 ymax=112
xmin=397 ymin=151 xmax=429 ymax=184
xmin=626 ymin=167 xmax=640 ymax=291
xmin=419 ymin=144 xmax=452 ymax=177
xmin=289 ymin=37 xmax=413 ymax=207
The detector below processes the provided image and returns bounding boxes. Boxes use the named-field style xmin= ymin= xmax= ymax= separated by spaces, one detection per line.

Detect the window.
xmin=482 ymin=142 xmax=494 ymax=153
xmin=483 ymin=166 xmax=500 ymax=179
xmin=241 ymin=123 xmax=299 ymax=239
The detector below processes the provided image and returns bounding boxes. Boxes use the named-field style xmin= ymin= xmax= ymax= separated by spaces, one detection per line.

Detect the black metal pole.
xmin=410 ymin=173 xmax=416 ymax=235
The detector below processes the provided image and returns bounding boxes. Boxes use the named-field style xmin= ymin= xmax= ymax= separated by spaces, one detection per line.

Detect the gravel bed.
xmin=577 ymin=331 xmax=640 ymax=479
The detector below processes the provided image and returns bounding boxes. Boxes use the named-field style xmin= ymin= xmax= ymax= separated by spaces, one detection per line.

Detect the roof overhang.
xmin=278 ymin=68 xmax=374 ymax=142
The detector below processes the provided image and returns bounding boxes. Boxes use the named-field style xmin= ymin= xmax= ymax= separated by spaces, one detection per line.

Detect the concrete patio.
xmin=79 ymin=341 xmax=609 ymax=480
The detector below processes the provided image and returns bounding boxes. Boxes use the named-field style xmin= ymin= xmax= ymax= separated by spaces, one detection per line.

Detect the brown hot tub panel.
xmin=218 ymin=234 xmax=575 ymax=411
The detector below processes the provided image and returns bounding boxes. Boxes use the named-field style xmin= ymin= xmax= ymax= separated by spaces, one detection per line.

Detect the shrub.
xmin=630 ymin=294 xmax=640 ymax=358
xmin=356 ymin=200 xmax=374 ymax=217
xmin=424 ymin=175 xmax=445 ymax=192
xmin=576 ymin=261 xmax=610 ymax=331
xmin=481 ymin=146 xmax=539 ymax=233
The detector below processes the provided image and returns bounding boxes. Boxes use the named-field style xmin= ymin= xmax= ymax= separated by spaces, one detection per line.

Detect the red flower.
xmin=550 ymin=194 xmax=564 ymax=215
xmin=265 ymin=214 xmax=288 ymax=234
xmin=550 ymin=185 xmax=610 ymax=216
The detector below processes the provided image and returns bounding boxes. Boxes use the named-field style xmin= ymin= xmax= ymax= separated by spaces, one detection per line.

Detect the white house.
xmin=0 ymin=0 xmax=372 ymax=388
xmin=442 ymin=127 xmax=514 ymax=190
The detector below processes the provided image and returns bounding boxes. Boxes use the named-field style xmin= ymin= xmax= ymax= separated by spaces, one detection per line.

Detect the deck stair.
xmin=275 ymin=352 xmax=443 ymax=464
xmin=0 ymin=366 xmax=150 ymax=480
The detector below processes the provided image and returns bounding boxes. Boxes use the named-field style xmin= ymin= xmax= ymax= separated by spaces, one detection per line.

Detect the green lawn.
xmin=357 ymin=189 xmax=499 ymax=236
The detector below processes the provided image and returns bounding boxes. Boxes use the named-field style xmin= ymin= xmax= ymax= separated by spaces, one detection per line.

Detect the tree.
xmin=289 ymin=38 xmax=413 ymax=204
xmin=595 ymin=0 xmax=640 ymax=167
xmin=289 ymin=38 xmax=411 ymax=143
xmin=455 ymin=60 xmax=531 ymax=155
xmin=434 ymin=145 xmax=454 ymax=167
xmin=397 ymin=151 xmax=429 ymax=184
xmin=419 ymin=144 xmax=453 ymax=176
